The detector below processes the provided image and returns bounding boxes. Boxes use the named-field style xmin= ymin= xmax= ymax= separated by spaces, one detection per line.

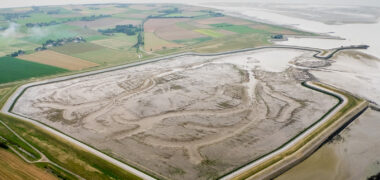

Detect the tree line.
xmin=98 ymin=24 xmax=141 ymax=36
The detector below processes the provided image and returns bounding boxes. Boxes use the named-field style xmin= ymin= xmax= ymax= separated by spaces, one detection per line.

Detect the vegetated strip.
xmin=0 ymin=119 xmax=83 ymax=180
xmin=0 ymin=113 xmax=144 ymax=180
xmin=2 ymin=45 xmax=367 ymax=180
xmin=220 ymin=81 xmax=367 ymax=180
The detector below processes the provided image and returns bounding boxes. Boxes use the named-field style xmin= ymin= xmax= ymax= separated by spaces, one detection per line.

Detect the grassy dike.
xmin=0 ymin=86 xmax=143 ymax=180
xmin=0 ymin=113 xmax=142 ymax=180
xmin=223 ymin=81 xmax=366 ymax=180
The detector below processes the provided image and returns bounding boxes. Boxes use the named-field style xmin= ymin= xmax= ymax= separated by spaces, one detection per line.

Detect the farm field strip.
xmin=194 ymin=29 xmax=225 ymax=38
xmin=0 ymin=56 xmax=68 ymax=84
xmin=18 ymin=50 xmax=99 ymax=70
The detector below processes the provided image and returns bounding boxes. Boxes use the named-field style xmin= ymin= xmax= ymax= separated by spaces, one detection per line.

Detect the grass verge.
xmin=0 ymin=113 xmax=142 ymax=180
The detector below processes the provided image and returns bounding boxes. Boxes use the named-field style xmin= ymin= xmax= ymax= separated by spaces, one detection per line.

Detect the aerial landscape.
xmin=0 ymin=0 xmax=379 ymax=180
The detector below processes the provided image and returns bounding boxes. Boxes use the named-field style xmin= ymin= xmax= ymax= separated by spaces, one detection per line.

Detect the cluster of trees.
xmin=2 ymin=13 xmax=30 ymax=20
xmin=80 ymin=14 xmax=111 ymax=21
xmin=271 ymin=34 xmax=284 ymax=39
xmin=46 ymin=9 xmax=61 ymax=15
xmin=25 ymin=20 xmax=60 ymax=27
xmin=98 ymin=24 xmax=140 ymax=36
xmin=159 ymin=7 xmax=181 ymax=14
xmin=35 ymin=36 xmax=86 ymax=51
xmin=200 ymin=10 xmax=224 ymax=17
xmin=1 ymin=6 xmax=42 ymax=20
xmin=115 ymin=4 xmax=130 ymax=8
xmin=89 ymin=7 xmax=100 ymax=10
xmin=133 ymin=30 xmax=144 ymax=50
xmin=0 ymin=141 xmax=8 ymax=149
xmin=9 ymin=50 xmax=25 ymax=57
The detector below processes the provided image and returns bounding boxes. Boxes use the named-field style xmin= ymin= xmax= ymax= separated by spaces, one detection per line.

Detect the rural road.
xmin=1 ymin=45 xmax=368 ymax=180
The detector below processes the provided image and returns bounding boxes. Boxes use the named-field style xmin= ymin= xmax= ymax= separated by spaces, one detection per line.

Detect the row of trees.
xmin=80 ymin=14 xmax=111 ymax=21
xmin=200 ymin=10 xmax=224 ymax=17
xmin=9 ymin=50 xmax=25 ymax=57
xmin=26 ymin=20 xmax=60 ymax=27
xmin=98 ymin=24 xmax=141 ymax=36
xmin=159 ymin=7 xmax=181 ymax=14
xmin=1 ymin=6 xmax=42 ymax=20
xmin=35 ymin=37 xmax=86 ymax=51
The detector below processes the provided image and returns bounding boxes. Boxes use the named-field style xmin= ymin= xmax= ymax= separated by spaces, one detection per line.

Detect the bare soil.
xmin=144 ymin=18 xmax=191 ymax=33
xmin=155 ymin=24 xmax=206 ymax=41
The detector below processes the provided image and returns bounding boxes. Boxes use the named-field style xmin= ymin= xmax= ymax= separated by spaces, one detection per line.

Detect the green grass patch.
xmin=23 ymin=24 xmax=80 ymax=44
xmin=35 ymin=162 xmax=78 ymax=180
xmin=86 ymin=34 xmax=112 ymax=41
xmin=193 ymin=33 xmax=269 ymax=53
xmin=91 ymin=33 xmax=138 ymax=50
xmin=0 ymin=85 xmax=19 ymax=110
xmin=16 ymin=13 xmax=57 ymax=24
xmin=0 ymin=113 xmax=142 ymax=180
xmin=51 ymin=42 xmax=104 ymax=54
xmin=211 ymin=23 xmax=264 ymax=34
xmin=73 ymin=48 xmax=139 ymax=65
xmin=194 ymin=29 xmax=224 ymax=38
xmin=0 ymin=121 xmax=41 ymax=161
xmin=0 ymin=56 xmax=67 ymax=84
xmin=173 ymin=37 xmax=212 ymax=45
xmin=0 ymin=36 xmax=40 ymax=56
xmin=51 ymin=42 xmax=140 ymax=66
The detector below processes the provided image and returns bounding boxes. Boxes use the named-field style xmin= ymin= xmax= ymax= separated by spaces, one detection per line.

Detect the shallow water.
xmin=201 ymin=4 xmax=380 ymax=179
xmin=277 ymin=109 xmax=380 ymax=180
xmin=205 ymin=5 xmax=380 ymax=58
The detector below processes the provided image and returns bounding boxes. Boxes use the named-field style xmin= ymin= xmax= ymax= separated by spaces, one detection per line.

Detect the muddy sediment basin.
xmin=12 ymin=48 xmax=338 ymax=179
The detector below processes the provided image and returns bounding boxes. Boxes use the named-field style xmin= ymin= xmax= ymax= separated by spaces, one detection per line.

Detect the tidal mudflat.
xmin=12 ymin=48 xmax=337 ymax=179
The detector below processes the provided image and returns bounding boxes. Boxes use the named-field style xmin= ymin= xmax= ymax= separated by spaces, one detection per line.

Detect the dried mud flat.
xmin=13 ymin=49 xmax=338 ymax=179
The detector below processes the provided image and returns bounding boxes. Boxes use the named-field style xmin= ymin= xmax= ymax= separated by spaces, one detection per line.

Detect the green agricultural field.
xmin=0 ymin=56 xmax=67 ymax=84
xmin=192 ymin=33 xmax=270 ymax=53
xmin=0 ymin=37 xmax=40 ymax=56
xmin=22 ymin=24 xmax=81 ymax=44
xmin=211 ymin=23 xmax=265 ymax=34
xmin=91 ymin=33 xmax=138 ymax=50
xmin=73 ymin=48 xmax=140 ymax=65
xmin=194 ymin=29 xmax=225 ymax=38
xmin=0 ymin=3 xmax=312 ymax=69
xmin=16 ymin=13 xmax=75 ymax=25
xmin=173 ymin=37 xmax=212 ymax=45
xmin=52 ymin=42 xmax=141 ymax=65
xmin=51 ymin=42 xmax=103 ymax=54
xmin=51 ymin=42 xmax=142 ymax=65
